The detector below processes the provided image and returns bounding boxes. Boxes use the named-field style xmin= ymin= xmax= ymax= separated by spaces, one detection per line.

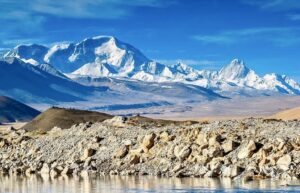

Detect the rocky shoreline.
xmin=1 ymin=117 xmax=300 ymax=181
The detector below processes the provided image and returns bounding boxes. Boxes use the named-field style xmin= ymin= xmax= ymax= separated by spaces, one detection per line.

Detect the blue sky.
xmin=1 ymin=0 xmax=300 ymax=81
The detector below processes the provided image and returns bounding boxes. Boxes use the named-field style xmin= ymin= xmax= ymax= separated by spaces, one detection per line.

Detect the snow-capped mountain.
xmin=4 ymin=36 xmax=300 ymax=96
xmin=5 ymin=36 xmax=202 ymax=82
xmin=217 ymin=59 xmax=300 ymax=95
xmin=0 ymin=56 xmax=222 ymax=111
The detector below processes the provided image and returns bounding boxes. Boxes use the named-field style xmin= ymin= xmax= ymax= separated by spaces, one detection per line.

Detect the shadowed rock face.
xmin=0 ymin=96 xmax=40 ymax=123
xmin=22 ymin=107 xmax=113 ymax=132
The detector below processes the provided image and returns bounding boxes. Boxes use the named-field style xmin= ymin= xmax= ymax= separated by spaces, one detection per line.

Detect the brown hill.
xmin=272 ymin=106 xmax=300 ymax=120
xmin=22 ymin=107 xmax=113 ymax=132
xmin=0 ymin=96 xmax=40 ymax=123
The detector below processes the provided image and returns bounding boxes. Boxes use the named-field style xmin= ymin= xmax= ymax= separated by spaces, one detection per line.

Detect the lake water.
xmin=1 ymin=174 xmax=300 ymax=193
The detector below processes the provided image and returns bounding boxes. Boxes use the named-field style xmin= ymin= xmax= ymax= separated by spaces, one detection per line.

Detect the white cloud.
xmin=242 ymin=0 xmax=300 ymax=11
xmin=0 ymin=0 xmax=176 ymax=47
xmin=2 ymin=0 xmax=175 ymax=20
xmin=193 ymin=27 xmax=300 ymax=46
xmin=241 ymin=0 xmax=300 ymax=21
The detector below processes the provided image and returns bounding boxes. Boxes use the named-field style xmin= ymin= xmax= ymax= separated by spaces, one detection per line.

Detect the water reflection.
xmin=1 ymin=174 xmax=300 ymax=193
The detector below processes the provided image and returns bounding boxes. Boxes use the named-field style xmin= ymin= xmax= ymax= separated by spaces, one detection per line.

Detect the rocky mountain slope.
xmin=0 ymin=96 xmax=40 ymax=123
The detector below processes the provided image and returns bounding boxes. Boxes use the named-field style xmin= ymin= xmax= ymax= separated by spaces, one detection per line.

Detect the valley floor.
xmin=100 ymin=95 xmax=300 ymax=121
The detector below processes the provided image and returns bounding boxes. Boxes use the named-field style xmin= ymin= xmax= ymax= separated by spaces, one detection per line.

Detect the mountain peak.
xmin=81 ymin=35 xmax=117 ymax=46
xmin=218 ymin=59 xmax=250 ymax=80
xmin=230 ymin=58 xmax=245 ymax=66
xmin=91 ymin=35 xmax=116 ymax=40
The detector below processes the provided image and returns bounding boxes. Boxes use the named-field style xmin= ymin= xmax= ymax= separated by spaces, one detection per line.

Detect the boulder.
xmin=195 ymin=133 xmax=208 ymax=146
xmin=238 ymin=140 xmax=257 ymax=159
xmin=277 ymin=154 xmax=292 ymax=171
xmin=203 ymin=145 xmax=224 ymax=158
xmin=208 ymin=134 xmax=222 ymax=146
xmin=209 ymin=158 xmax=223 ymax=173
xmin=40 ymin=163 xmax=50 ymax=174
xmin=174 ymin=145 xmax=191 ymax=161
xmin=61 ymin=166 xmax=73 ymax=175
xmin=142 ymin=133 xmax=156 ymax=152
xmin=104 ymin=116 xmax=127 ymax=127
xmin=222 ymin=140 xmax=239 ymax=154
xmin=159 ymin=131 xmax=173 ymax=142
xmin=50 ymin=168 xmax=59 ymax=178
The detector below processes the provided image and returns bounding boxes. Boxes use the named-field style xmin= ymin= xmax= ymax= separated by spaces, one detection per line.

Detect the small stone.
xmin=228 ymin=165 xmax=243 ymax=178
xmin=7 ymin=126 xmax=17 ymax=132
xmin=114 ymin=146 xmax=128 ymax=159
xmin=130 ymin=154 xmax=140 ymax=165
xmin=172 ymin=164 xmax=182 ymax=173
xmin=61 ymin=166 xmax=73 ymax=175
xmin=123 ymin=139 xmax=133 ymax=146
xmin=93 ymin=136 xmax=104 ymax=143
xmin=204 ymin=170 xmax=217 ymax=178
xmin=82 ymin=148 xmax=96 ymax=160
xmin=48 ymin=126 xmax=62 ymax=134
xmin=0 ymin=138 xmax=7 ymax=148
xmin=25 ymin=168 xmax=34 ymax=176
xmin=204 ymin=145 xmax=224 ymax=158
xmin=83 ymin=157 xmax=92 ymax=168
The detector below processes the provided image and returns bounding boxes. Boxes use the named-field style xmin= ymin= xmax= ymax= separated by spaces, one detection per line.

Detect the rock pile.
xmin=1 ymin=117 xmax=300 ymax=181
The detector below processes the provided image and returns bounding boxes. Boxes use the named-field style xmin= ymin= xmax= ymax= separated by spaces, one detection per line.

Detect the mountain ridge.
xmin=3 ymin=35 xmax=300 ymax=96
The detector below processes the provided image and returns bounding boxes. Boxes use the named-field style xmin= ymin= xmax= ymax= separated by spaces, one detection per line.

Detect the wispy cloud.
xmin=288 ymin=14 xmax=300 ymax=21
xmin=241 ymin=0 xmax=300 ymax=21
xmin=1 ymin=0 xmax=176 ymax=20
xmin=242 ymin=0 xmax=300 ymax=11
xmin=193 ymin=27 xmax=300 ymax=46
xmin=0 ymin=0 xmax=176 ymax=47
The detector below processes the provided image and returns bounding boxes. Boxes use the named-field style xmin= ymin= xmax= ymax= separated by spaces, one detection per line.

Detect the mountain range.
xmin=1 ymin=36 xmax=300 ymax=111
